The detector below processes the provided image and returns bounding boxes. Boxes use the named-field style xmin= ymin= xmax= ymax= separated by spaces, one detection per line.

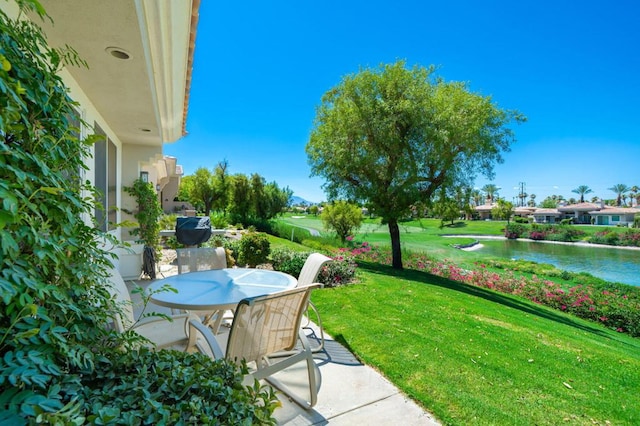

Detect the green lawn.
xmin=280 ymin=215 xmax=509 ymax=267
xmin=312 ymin=261 xmax=640 ymax=425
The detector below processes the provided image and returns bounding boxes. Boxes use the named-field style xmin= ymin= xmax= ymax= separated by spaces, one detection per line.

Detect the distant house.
xmin=557 ymin=202 xmax=602 ymax=224
xmin=589 ymin=206 xmax=640 ymax=226
xmin=531 ymin=208 xmax=563 ymax=224
xmin=474 ymin=203 xmax=494 ymax=220
xmin=514 ymin=206 xmax=536 ymax=218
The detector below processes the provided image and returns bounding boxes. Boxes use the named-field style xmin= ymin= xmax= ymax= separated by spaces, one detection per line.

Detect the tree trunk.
xmin=388 ymin=218 xmax=403 ymax=269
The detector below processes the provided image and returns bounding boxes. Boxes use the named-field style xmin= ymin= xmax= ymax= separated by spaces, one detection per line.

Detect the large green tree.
xmin=307 ymin=61 xmax=524 ymax=268
xmin=228 ymin=173 xmax=291 ymax=224
xmin=491 ymin=199 xmax=515 ymax=223
xmin=186 ymin=161 xmax=230 ymax=215
xmin=481 ymin=183 xmax=500 ymax=203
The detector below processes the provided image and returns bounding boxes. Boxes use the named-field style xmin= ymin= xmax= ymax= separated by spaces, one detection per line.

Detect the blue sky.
xmin=165 ymin=0 xmax=640 ymax=204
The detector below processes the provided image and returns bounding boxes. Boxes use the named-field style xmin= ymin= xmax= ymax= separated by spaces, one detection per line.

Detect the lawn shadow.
xmin=443 ymin=221 xmax=468 ymax=229
xmin=356 ymin=261 xmax=634 ymax=345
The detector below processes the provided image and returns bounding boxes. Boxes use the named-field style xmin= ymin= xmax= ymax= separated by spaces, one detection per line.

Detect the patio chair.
xmin=296 ymin=252 xmax=332 ymax=352
xmin=107 ymin=264 xmax=203 ymax=352
xmin=175 ymin=246 xmax=231 ymax=330
xmin=175 ymin=246 xmax=227 ymax=274
xmin=189 ymin=285 xmax=323 ymax=409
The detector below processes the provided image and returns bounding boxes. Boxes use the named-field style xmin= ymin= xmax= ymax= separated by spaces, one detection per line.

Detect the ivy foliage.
xmin=0 ymin=2 xmax=278 ymax=424
xmin=123 ymin=178 xmax=162 ymax=251
xmin=0 ymin=1 xmax=121 ymax=421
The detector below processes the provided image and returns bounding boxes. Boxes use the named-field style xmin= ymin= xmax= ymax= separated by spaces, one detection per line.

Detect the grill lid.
xmin=175 ymin=216 xmax=212 ymax=246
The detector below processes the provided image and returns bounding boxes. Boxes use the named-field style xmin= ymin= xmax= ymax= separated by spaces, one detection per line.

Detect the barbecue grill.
xmin=175 ymin=216 xmax=212 ymax=246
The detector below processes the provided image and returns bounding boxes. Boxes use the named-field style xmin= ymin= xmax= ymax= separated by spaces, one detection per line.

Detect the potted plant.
xmin=124 ymin=178 xmax=163 ymax=278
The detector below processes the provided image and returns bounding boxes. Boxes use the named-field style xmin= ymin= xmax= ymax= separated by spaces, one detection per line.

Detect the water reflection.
xmin=478 ymin=239 xmax=640 ymax=286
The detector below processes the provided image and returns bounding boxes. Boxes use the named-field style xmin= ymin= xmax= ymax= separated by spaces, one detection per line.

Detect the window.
xmin=94 ymin=123 xmax=117 ymax=231
xmin=612 ymin=215 xmax=620 ymax=222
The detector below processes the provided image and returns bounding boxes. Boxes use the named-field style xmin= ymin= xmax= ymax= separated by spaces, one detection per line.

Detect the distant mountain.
xmin=290 ymin=195 xmax=317 ymax=205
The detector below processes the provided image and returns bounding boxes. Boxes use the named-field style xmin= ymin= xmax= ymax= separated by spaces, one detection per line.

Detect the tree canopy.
xmin=306 ymin=60 xmax=525 ymax=268
xmin=321 ymin=200 xmax=363 ymax=242
xmin=571 ymin=185 xmax=593 ymax=203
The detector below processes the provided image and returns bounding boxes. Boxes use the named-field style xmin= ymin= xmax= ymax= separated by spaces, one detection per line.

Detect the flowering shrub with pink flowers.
xmin=270 ymin=248 xmax=358 ymax=287
xmin=346 ymin=242 xmax=640 ymax=337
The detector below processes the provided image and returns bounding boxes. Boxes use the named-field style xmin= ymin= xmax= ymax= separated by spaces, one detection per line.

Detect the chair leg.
xmin=255 ymin=330 xmax=320 ymax=409
xmin=303 ymin=301 xmax=325 ymax=353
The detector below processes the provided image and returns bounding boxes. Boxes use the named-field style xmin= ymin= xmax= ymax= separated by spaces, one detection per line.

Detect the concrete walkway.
xmin=270 ymin=324 xmax=440 ymax=425
xmin=133 ymin=265 xmax=440 ymax=425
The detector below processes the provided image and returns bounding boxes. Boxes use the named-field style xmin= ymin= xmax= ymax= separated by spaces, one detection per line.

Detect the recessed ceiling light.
xmin=105 ymin=47 xmax=131 ymax=60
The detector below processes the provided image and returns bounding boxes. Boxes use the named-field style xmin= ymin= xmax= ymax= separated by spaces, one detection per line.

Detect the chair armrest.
xmin=188 ymin=318 xmax=225 ymax=359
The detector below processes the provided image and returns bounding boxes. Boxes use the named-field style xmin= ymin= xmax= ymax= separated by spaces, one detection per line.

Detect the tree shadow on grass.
xmin=443 ymin=221 xmax=468 ymax=229
xmin=356 ymin=261 xmax=637 ymax=346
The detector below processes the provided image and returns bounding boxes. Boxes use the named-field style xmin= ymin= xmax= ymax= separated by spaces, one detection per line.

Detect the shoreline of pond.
xmin=442 ymin=235 xmax=640 ymax=252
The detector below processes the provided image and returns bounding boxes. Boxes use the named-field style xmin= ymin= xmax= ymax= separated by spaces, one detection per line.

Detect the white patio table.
xmin=147 ymin=268 xmax=297 ymax=331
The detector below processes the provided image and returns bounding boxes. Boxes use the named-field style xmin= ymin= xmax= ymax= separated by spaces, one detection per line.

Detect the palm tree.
xmin=528 ymin=193 xmax=536 ymax=207
xmin=630 ymin=185 xmax=640 ymax=207
xmin=481 ymin=184 xmax=500 ymax=203
xmin=571 ymin=185 xmax=593 ymax=203
xmin=608 ymin=184 xmax=630 ymax=206
xmin=471 ymin=189 xmax=483 ymax=207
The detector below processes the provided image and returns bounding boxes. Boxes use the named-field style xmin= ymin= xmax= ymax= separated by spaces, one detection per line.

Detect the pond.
xmin=477 ymin=239 xmax=640 ymax=287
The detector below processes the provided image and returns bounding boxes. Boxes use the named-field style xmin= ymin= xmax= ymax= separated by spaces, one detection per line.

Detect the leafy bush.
xmin=513 ymin=216 xmax=529 ymax=224
xmin=158 ymin=214 xmax=178 ymax=230
xmin=270 ymin=248 xmax=311 ymax=277
xmin=270 ymin=247 xmax=358 ymax=287
xmin=209 ymin=212 xmax=229 ymax=229
xmin=317 ymin=253 xmax=358 ymax=287
xmin=321 ymin=201 xmax=363 ymax=243
xmin=79 ymin=348 xmax=278 ymax=425
xmin=618 ymin=229 xmax=640 ymax=247
xmin=238 ymin=232 xmax=271 ymax=267
xmin=123 ymin=178 xmax=163 ymax=251
xmin=504 ymin=223 xmax=526 ymax=239
xmin=528 ymin=231 xmax=546 ymax=240
xmin=589 ymin=230 xmax=620 ymax=246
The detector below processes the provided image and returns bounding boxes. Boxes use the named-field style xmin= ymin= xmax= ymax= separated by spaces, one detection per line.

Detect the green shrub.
xmin=504 ymin=223 xmax=527 ymax=239
xmin=270 ymin=248 xmax=312 ymax=277
xmin=317 ymin=252 xmax=358 ymax=287
xmin=238 ymin=232 xmax=271 ymax=267
xmin=321 ymin=200 xmax=363 ymax=243
xmin=79 ymin=348 xmax=278 ymax=425
xmin=513 ymin=216 xmax=529 ymax=224
xmin=158 ymin=213 xmax=178 ymax=230
xmin=589 ymin=230 xmax=620 ymax=246
xmin=209 ymin=212 xmax=229 ymax=229
xmin=618 ymin=229 xmax=640 ymax=247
